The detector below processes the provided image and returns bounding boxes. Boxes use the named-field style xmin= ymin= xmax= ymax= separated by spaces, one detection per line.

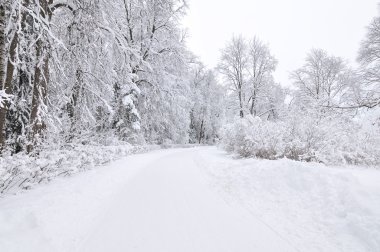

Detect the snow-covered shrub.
xmin=220 ymin=110 xmax=380 ymax=166
xmin=0 ymin=144 xmax=160 ymax=195
xmin=221 ymin=115 xmax=286 ymax=159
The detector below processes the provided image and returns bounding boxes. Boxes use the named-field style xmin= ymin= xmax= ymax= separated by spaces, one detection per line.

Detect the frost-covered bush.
xmin=0 ymin=144 xmax=160 ymax=195
xmin=220 ymin=111 xmax=380 ymax=166
xmin=221 ymin=116 xmax=285 ymax=159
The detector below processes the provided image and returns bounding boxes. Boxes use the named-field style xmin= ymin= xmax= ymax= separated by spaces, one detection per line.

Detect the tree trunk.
xmin=66 ymin=68 xmax=82 ymax=141
xmin=0 ymin=6 xmax=19 ymax=152
xmin=27 ymin=0 xmax=53 ymax=153
xmin=6 ymin=0 xmax=32 ymax=153
xmin=238 ymin=90 xmax=244 ymax=118
xmin=28 ymin=42 xmax=49 ymax=152
xmin=0 ymin=4 xmax=5 ymax=86
xmin=0 ymin=33 xmax=18 ymax=152
xmin=250 ymin=91 xmax=257 ymax=116
xmin=0 ymin=3 xmax=6 ymax=151
xmin=198 ymin=119 xmax=204 ymax=144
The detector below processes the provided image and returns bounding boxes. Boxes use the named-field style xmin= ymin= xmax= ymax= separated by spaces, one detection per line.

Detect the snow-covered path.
xmin=1 ymin=147 xmax=379 ymax=252
xmin=80 ymin=147 xmax=296 ymax=252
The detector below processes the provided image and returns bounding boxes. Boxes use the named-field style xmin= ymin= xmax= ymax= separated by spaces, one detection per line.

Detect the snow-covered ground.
xmin=0 ymin=147 xmax=379 ymax=252
xmin=199 ymin=148 xmax=380 ymax=252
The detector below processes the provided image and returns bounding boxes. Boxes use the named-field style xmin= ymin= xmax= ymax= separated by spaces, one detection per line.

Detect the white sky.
xmin=182 ymin=0 xmax=379 ymax=86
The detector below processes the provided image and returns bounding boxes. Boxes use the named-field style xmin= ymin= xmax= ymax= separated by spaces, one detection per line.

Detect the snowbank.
xmin=220 ymin=115 xmax=380 ymax=166
xmin=200 ymin=149 xmax=380 ymax=252
xmin=0 ymin=144 xmax=160 ymax=196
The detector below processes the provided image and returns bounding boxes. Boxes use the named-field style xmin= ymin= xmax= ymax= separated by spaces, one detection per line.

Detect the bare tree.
xmin=218 ymin=35 xmax=248 ymax=118
xmin=291 ymin=49 xmax=348 ymax=107
xmin=247 ymin=37 xmax=277 ymax=116
xmin=189 ymin=63 xmax=224 ymax=144
xmin=357 ymin=14 xmax=380 ymax=109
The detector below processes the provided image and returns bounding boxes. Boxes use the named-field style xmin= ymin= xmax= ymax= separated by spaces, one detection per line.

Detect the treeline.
xmin=0 ymin=0 xmax=223 ymax=155
xmin=1 ymin=1 xmax=379 ymax=166
xmin=218 ymin=17 xmax=380 ymax=165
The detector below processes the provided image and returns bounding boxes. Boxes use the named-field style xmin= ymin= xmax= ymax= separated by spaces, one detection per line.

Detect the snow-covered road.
xmin=1 ymin=147 xmax=379 ymax=252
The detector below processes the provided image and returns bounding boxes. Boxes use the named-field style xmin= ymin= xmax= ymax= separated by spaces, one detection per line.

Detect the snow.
xmin=1 ymin=147 xmax=380 ymax=252
xmin=122 ymin=95 xmax=134 ymax=108
xmin=0 ymin=90 xmax=13 ymax=108
xmin=201 ymin=148 xmax=380 ymax=252
xmin=0 ymin=145 xmax=158 ymax=195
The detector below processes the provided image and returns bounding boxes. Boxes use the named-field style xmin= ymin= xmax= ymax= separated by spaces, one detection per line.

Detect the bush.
xmin=220 ymin=112 xmax=380 ymax=166
xmin=0 ymin=144 xmax=160 ymax=195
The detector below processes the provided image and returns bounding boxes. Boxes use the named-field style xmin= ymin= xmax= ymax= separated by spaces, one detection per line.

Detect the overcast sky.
xmin=182 ymin=0 xmax=379 ymax=86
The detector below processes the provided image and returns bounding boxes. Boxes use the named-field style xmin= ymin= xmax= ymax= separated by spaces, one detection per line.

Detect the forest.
xmin=0 ymin=0 xmax=379 ymax=193
xmin=1 ymin=1 xmax=380 ymax=251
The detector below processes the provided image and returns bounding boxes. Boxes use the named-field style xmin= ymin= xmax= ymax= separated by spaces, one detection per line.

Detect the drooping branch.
xmin=324 ymin=99 xmax=380 ymax=110
xmin=50 ymin=2 xmax=75 ymax=13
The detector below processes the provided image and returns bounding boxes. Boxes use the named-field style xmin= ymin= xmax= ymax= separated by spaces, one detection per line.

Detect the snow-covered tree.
xmin=247 ymin=37 xmax=277 ymax=116
xmin=357 ymin=13 xmax=380 ymax=109
xmin=189 ymin=63 xmax=224 ymax=144
xmin=218 ymin=35 xmax=248 ymax=118
xmin=0 ymin=0 xmax=196 ymax=153
xmin=291 ymin=49 xmax=350 ymax=108
xmin=219 ymin=35 xmax=282 ymax=120
xmin=0 ymin=3 xmax=5 ymax=90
